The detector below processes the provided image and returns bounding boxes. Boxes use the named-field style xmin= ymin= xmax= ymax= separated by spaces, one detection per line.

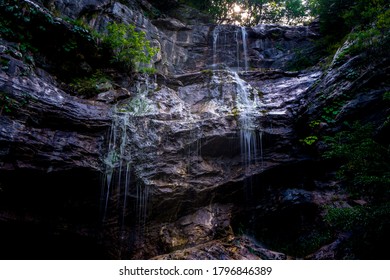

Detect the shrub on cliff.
xmin=102 ymin=22 xmax=158 ymax=73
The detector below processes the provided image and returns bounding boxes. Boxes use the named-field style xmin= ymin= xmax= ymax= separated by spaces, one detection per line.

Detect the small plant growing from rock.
xmin=0 ymin=92 xmax=15 ymax=114
xmin=300 ymin=135 xmax=318 ymax=145
xmin=102 ymin=22 xmax=158 ymax=73
xmin=69 ymin=71 xmax=112 ymax=97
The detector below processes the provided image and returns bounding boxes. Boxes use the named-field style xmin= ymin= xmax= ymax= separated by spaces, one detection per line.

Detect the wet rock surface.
xmin=1 ymin=0 xmax=388 ymax=260
xmin=0 ymin=1 xmax=322 ymax=259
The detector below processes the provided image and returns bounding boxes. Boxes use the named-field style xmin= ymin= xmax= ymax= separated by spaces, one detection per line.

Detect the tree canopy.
xmin=182 ymin=0 xmax=309 ymax=25
xmin=179 ymin=0 xmax=389 ymax=32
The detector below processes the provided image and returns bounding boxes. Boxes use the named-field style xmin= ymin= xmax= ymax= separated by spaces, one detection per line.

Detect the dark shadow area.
xmin=0 ymin=221 xmax=109 ymax=260
xmin=0 ymin=168 xmax=111 ymax=259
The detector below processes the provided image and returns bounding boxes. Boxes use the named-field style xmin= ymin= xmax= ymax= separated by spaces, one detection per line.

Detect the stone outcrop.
xmin=0 ymin=1 xmax=113 ymax=259
xmin=98 ymin=66 xmax=322 ymax=258
xmin=296 ymin=37 xmax=390 ymax=145
xmin=41 ymin=0 xmax=318 ymax=76
xmin=0 ymin=0 xmax=325 ymax=260
xmin=112 ymin=68 xmax=320 ymax=213
xmin=1 ymin=0 xmax=387 ymax=260
xmin=0 ymin=39 xmax=111 ymax=172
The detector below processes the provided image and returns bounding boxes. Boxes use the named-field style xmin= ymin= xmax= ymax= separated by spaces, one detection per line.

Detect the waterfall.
xmin=212 ymin=26 xmax=219 ymax=67
xmin=241 ymin=26 xmax=249 ymax=71
xmin=211 ymin=25 xmax=260 ymax=172
xmin=235 ymin=26 xmax=249 ymax=71
xmin=212 ymin=25 xmax=249 ymax=70
xmin=136 ymin=181 xmax=149 ymax=234
xmin=101 ymin=77 xmax=154 ymax=238
xmin=101 ymin=111 xmax=132 ymax=228
xmin=236 ymin=28 xmax=240 ymax=71
xmin=233 ymin=72 xmax=259 ymax=170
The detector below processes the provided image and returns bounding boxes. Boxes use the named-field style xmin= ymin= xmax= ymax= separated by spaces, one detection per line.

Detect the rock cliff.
xmin=0 ymin=0 xmax=388 ymax=259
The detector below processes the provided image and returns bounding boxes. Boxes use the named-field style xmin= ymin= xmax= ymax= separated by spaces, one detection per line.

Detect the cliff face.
xmin=0 ymin=0 xmax=388 ymax=259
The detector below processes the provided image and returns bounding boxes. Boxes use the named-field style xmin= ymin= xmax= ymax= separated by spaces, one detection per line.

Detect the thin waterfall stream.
xmin=102 ymin=24 xmax=265 ymax=252
xmin=241 ymin=26 xmax=249 ymax=71
xmin=101 ymin=77 xmax=155 ymax=241
xmin=211 ymin=25 xmax=262 ymax=172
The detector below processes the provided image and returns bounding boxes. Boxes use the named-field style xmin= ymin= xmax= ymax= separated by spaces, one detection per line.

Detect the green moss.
xmin=231 ymin=107 xmax=239 ymax=118
xmin=299 ymin=135 xmax=318 ymax=146
xmin=309 ymin=120 xmax=321 ymax=128
xmin=118 ymin=97 xmax=151 ymax=116
xmin=201 ymin=69 xmax=213 ymax=76
xmin=260 ymin=109 xmax=269 ymax=115
xmin=69 ymin=71 xmax=113 ymax=97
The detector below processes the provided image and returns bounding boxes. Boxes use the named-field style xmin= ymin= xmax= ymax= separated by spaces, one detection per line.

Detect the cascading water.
xmin=101 ymin=77 xmax=154 ymax=244
xmin=234 ymin=72 xmax=259 ymax=170
xmin=241 ymin=26 xmax=249 ymax=71
xmin=185 ymin=122 xmax=203 ymax=176
xmin=212 ymin=25 xmax=249 ymax=71
xmin=211 ymin=25 xmax=261 ymax=173
xmin=101 ymin=111 xmax=132 ymax=228
xmin=212 ymin=26 xmax=219 ymax=68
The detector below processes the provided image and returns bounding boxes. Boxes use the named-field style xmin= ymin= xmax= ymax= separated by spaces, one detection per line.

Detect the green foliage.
xmin=262 ymin=227 xmax=334 ymax=257
xmin=284 ymin=0 xmax=308 ymax=24
xmin=69 ymin=71 xmax=112 ymax=97
xmin=324 ymin=203 xmax=390 ymax=231
xmin=345 ymin=26 xmax=388 ymax=58
xmin=323 ymin=202 xmax=390 ymax=259
xmin=180 ymin=0 xmax=309 ymax=25
xmin=309 ymin=120 xmax=321 ymax=128
xmin=0 ymin=91 xmax=30 ymax=115
xmin=182 ymin=0 xmax=235 ymax=23
xmin=320 ymin=99 xmax=345 ymax=123
xmin=287 ymin=47 xmax=321 ymax=71
xmin=0 ymin=9 xmax=38 ymax=62
xmin=231 ymin=106 xmax=239 ymax=118
xmin=304 ymin=0 xmax=390 ymax=71
xmin=62 ymin=40 xmax=78 ymax=53
xmin=324 ymin=206 xmax=367 ymax=231
xmin=288 ymin=229 xmax=333 ymax=256
xmin=300 ymin=135 xmax=318 ymax=145
xmin=0 ymin=92 xmax=16 ymax=114
xmin=102 ymin=23 xmax=158 ymax=73
xmin=138 ymin=66 xmax=157 ymax=74
xmin=1 ymin=57 xmax=10 ymax=71
xmin=0 ymin=0 xmax=96 ymax=70
xmin=323 ymin=122 xmax=390 ymax=197
xmin=0 ymin=0 xmax=55 ymax=37
xmin=309 ymin=0 xmax=389 ymax=57
xmin=344 ymin=68 xmax=359 ymax=80
xmin=243 ymin=0 xmax=309 ymax=25
xmin=65 ymin=18 xmax=101 ymax=43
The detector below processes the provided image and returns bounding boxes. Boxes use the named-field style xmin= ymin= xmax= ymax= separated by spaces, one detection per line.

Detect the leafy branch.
xmin=102 ymin=23 xmax=158 ymax=73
